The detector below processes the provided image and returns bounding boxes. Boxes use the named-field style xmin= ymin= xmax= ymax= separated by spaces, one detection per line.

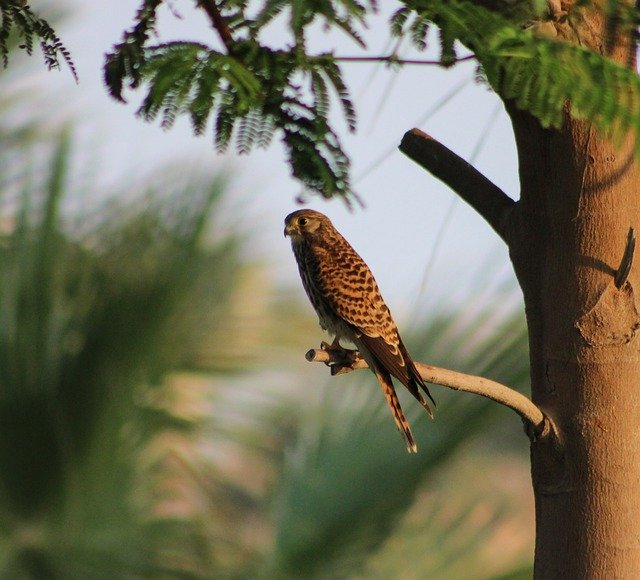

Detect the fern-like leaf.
xmin=410 ymin=13 xmax=431 ymax=51
xmin=390 ymin=7 xmax=410 ymax=37
xmin=312 ymin=56 xmax=357 ymax=132
xmin=311 ymin=70 xmax=330 ymax=121
xmin=404 ymin=0 xmax=640 ymax=148
xmin=189 ymin=66 xmax=219 ymax=135
xmin=214 ymin=94 xmax=238 ymax=152
xmin=439 ymin=27 xmax=457 ymax=67
xmin=236 ymin=108 xmax=262 ymax=153
xmin=104 ymin=0 xmax=163 ymax=101
xmin=0 ymin=1 xmax=76 ymax=79
xmin=390 ymin=8 xmax=432 ymax=51
xmin=136 ymin=43 xmax=261 ymax=130
xmin=0 ymin=6 xmax=13 ymax=67
xmin=253 ymin=0 xmax=289 ymax=29
xmin=255 ymin=0 xmax=375 ymax=47
xmin=279 ymin=99 xmax=351 ymax=201
xmin=256 ymin=114 xmax=277 ymax=149
xmin=105 ymin=2 xmax=367 ymax=203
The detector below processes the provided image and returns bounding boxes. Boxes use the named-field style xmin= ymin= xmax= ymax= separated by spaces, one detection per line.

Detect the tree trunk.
xmin=506 ymin=3 xmax=640 ymax=575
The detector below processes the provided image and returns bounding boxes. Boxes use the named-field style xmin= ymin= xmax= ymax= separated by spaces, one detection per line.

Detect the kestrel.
xmin=284 ymin=209 xmax=435 ymax=452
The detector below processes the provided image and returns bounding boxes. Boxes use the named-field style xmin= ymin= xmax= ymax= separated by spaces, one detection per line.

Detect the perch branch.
xmin=399 ymin=129 xmax=515 ymax=243
xmin=307 ymin=346 xmax=547 ymax=438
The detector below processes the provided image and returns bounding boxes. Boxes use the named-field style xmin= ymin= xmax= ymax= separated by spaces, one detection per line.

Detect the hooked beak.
xmin=284 ymin=223 xmax=296 ymax=238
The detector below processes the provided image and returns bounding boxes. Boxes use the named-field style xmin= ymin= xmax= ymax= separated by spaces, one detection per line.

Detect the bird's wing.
xmin=357 ymin=333 xmax=408 ymax=384
xmin=311 ymin=241 xmax=435 ymax=412
xmin=357 ymin=333 xmax=435 ymax=416
xmin=317 ymin=248 xmax=394 ymax=338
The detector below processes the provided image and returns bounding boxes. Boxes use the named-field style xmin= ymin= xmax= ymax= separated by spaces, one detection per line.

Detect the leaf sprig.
xmin=0 ymin=0 xmax=76 ymax=80
xmin=106 ymin=1 xmax=640 ymax=201
xmin=105 ymin=1 xmax=373 ymax=204
xmin=396 ymin=0 xmax=640 ymax=147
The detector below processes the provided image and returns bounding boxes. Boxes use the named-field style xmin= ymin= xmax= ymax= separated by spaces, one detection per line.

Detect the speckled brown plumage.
xmin=284 ymin=209 xmax=435 ymax=452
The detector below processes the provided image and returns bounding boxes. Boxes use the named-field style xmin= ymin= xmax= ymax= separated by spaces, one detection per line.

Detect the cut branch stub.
xmin=614 ymin=226 xmax=635 ymax=289
xmin=399 ymin=128 xmax=515 ymax=243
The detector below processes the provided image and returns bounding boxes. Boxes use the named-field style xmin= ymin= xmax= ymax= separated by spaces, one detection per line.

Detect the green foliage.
xmin=396 ymin=0 xmax=640 ymax=146
xmin=104 ymin=1 xmax=373 ymax=205
xmin=0 ymin=0 xmax=76 ymax=79
xmin=254 ymin=0 xmax=377 ymax=47
xmin=106 ymin=0 xmax=640 ymax=202
xmin=0 ymin=132 xmax=244 ymax=576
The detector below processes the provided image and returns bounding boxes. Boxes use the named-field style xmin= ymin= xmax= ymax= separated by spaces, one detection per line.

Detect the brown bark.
xmin=402 ymin=117 xmax=640 ymax=578
xmin=400 ymin=1 xmax=640 ymax=575
xmin=512 ymin=108 xmax=640 ymax=577
xmin=506 ymin=2 xmax=640 ymax=575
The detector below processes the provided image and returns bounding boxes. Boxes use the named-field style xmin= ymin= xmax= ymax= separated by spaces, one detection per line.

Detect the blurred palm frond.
xmin=0 ymin=131 xmax=244 ymax=577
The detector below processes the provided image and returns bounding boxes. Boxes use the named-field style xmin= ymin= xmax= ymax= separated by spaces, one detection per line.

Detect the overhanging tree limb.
xmin=399 ymin=128 xmax=515 ymax=242
xmin=306 ymin=345 xmax=548 ymax=438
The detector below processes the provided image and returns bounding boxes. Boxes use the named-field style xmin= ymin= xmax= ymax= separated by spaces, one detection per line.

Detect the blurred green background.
xmin=0 ymin=3 xmax=534 ymax=579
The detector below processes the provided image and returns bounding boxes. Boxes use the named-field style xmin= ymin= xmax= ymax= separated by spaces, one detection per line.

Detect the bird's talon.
xmin=320 ymin=340 xmax=349 ymax=357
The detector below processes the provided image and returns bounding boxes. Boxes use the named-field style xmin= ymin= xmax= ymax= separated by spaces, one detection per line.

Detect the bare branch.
xmin=335 ymin=54 xmax=476 ymax=66
xmin=399 ymin=128 xmax=515 ymax=243
xmin=197 ymin=0 xmax=234 ymax=52
xmin=307 ymin=346 xmax=547 ymax=437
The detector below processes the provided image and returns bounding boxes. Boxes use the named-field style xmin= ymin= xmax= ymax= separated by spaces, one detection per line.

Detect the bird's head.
xmin=284 ymin=209 xmax=330 ymax=241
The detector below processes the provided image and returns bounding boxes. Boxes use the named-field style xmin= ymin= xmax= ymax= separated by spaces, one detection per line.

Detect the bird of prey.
xmin=284 ymin=209 xmax=435 ymax=452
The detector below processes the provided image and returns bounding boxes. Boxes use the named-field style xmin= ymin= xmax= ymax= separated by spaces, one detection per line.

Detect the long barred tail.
xmin=374 ymin=367 xmax=417 ymax=453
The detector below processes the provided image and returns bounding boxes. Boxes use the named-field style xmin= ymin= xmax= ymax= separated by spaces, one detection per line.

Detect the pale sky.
xmin=26 ymin=1 xmax=522 ymax=321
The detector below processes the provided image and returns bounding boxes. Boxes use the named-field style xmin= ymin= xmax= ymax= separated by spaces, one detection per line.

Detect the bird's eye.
xmin=298 ymin=217 xmax=308 ymax=226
